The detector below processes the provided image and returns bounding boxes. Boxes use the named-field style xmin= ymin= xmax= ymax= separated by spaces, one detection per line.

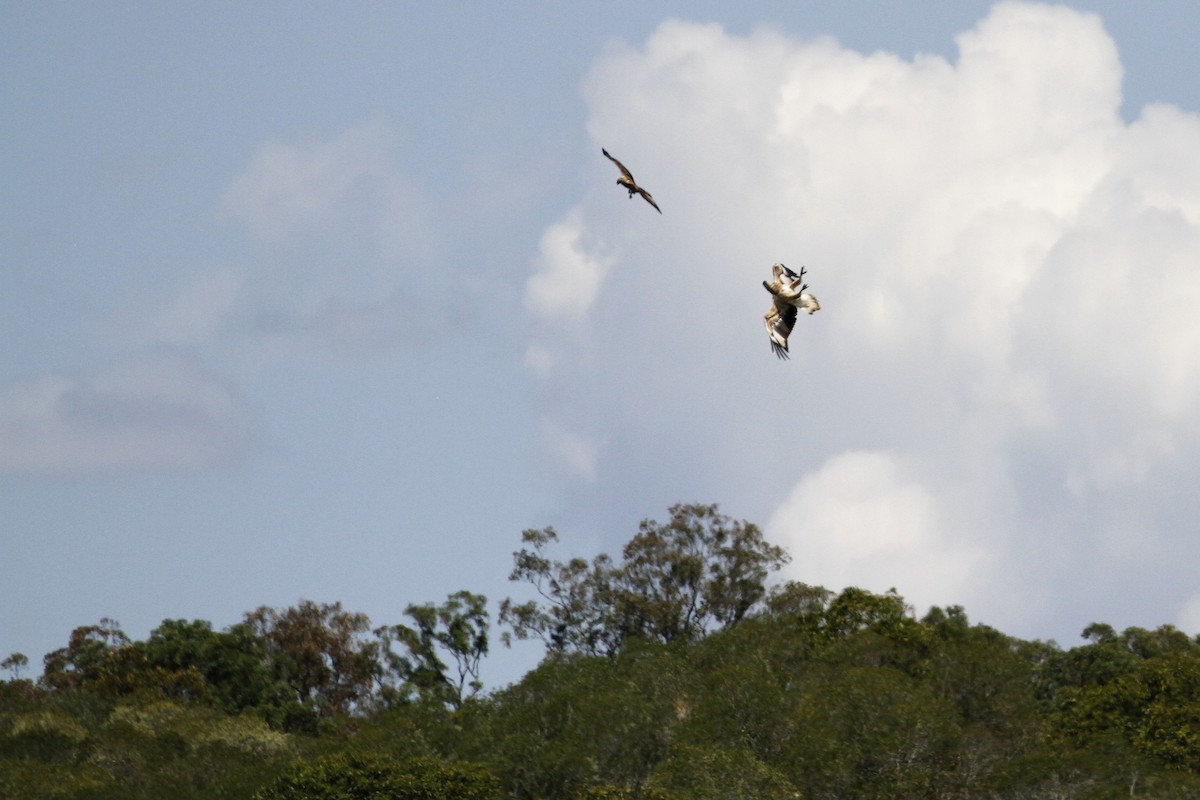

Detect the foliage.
xmin=615 ymin=503 xmax=789 ymax=644
xmin=499 ymin=526 xmax=619 ymax=656
xmin=377 ymin=591 xmax=490 ymax=709
xmin=254 ymin=751 xmax=501 ymax=800
xmin=651 ymin=745 xmax=792 ymax=800
xmin=142 ymin=618 xmax=291 ymax=715
xmin=469 ymin=642 xmax=687 ymax=799
xmin=4 ymin=502 xmax=1200 ymax=797
xmin=1 ymin=653 xmax=29 ymax=681
xmin=40 ymin=618 xmax=131 ymax=692
xmin=244 ymin=600 xmax=382 ymax=719
xmin=255 ymin=751 xmax=405 ymax=800
xmin=575 ymin=785 xmax=676 ymax=800
xmin=499 ymin=503 xmax=788 ymax=657
xmin=1053 ymin=652 xmax=1200 ymax=770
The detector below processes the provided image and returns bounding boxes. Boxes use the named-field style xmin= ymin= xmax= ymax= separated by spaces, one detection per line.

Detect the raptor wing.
xmin=637 ymin=187 xmax=662 ymax=214
xmin=602 ymin=148 xmax=634 ymax=182
xmin=764 ymin=299 xmax=798 ymax=360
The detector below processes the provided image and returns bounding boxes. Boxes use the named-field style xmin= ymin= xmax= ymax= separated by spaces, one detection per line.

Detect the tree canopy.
xmin=499 ymin=503 xmax=788 ymax=656
xmin=3 ymin=502 xmax=1200 ymax=799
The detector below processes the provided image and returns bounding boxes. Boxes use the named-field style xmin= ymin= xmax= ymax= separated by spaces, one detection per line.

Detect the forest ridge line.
xmin=3 ymin=503 xmax=1200 ymax=798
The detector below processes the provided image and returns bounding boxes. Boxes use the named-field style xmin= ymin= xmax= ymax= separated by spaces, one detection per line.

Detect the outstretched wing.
xmin=637 ymin=187 xmax=662 ymax=214
xmin=602 ymin=148 xmax=634 ymax=182
xmin=764 ymin=300 xmax=798 ymax=360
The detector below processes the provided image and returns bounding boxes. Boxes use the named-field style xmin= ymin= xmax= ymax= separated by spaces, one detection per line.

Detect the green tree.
xmin=142 ymin=618 xmax=291 ymax=716
xmin=39 ymin=619 xmax=208 ymax=702
xmin=255 ymin=751 xmax=500 ymax=800
xmin=1 ymin=654 xmax=28 ymax=681
xmin=780 ymin=664 xmax=962 ymax=800
xmin=1054 ymin=653 xmax=1200 ymax=771
xmin=651 ymin=745 xmax=793 ymax=800
xmin=811 ymin=587 xmax=932 ymax=679
xmin=499 ymin=527 xmax=620 ymax=657
xmin=920 ymin=606 xmax=1048 ymax=795
xmin=378 ymin=591 xmax=490 ymax=709
xmin=922 ymin=605 xmax=1042 ymax=731
xmin=500 ymin=504 xmax=789 ymax=657
xmin=575 ymin=785 xmax=676 ymax=800
xmin=762 ymin=579 xmax=833 ymax=619
xmin=40 ymin=618 xmax=130 ymax=692
xmin=613 ymin=503 xmax=789 ymax=645
xmin=476 ymin=643 xmax=687 ymax=799
xmin=669 ymin=615 xmax=811 ymax=765
xmin=244 ymin=601 xmax=381 ymax=719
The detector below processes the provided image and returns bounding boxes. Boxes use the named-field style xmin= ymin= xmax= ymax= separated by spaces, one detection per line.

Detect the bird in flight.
xmin=602 ymin=148 xmax=662 ymax=214
xmin=763 ymin=263 xmax=820 ymax=359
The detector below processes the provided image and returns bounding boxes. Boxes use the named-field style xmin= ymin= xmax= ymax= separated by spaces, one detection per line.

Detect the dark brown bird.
xmin=763 ymin=263 xmax=820 ymax=360
xmin=602 ymin=148 xmax=661 ymax=214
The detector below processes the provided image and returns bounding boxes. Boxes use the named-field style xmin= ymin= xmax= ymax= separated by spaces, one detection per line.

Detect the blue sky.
xmin=4 ymin=2 xmax=1200 ymax=688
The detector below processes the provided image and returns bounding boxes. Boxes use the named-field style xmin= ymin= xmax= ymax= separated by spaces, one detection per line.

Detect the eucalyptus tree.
xmin=243 ymin=601 xmax=381 ymax=718
xmin=376 ymin=590 xmax=490 ymax=709
xmin=500 ymin=504 xmax=789 ymax=658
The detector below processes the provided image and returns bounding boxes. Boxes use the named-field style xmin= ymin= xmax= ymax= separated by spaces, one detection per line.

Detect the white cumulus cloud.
xmin=767 ymin=451 xmax=985 ymax=616
xmin=526 ymin=1 xmax=1200 ymax=640
xmin=524 ymin=209 xmax=612 ymax=322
